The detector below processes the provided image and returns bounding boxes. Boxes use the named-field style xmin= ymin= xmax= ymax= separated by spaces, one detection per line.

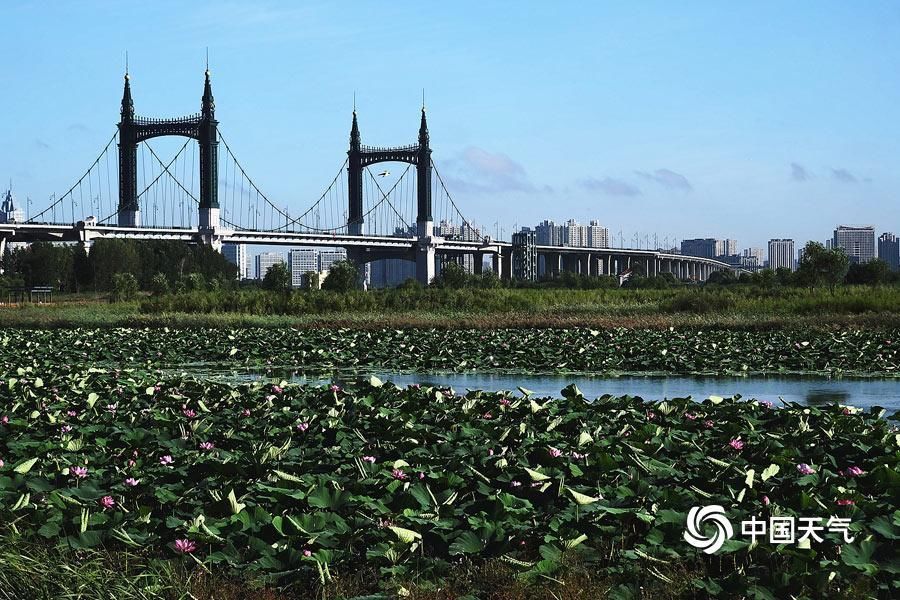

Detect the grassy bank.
xmin=2 ymin=285 xmax=900 ymax=329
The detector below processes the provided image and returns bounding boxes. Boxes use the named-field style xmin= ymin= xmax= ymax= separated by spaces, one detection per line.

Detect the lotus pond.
xmin=1 ymin=367 xmax=899 ymax=599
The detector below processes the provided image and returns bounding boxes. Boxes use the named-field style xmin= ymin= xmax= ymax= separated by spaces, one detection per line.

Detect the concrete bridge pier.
xmin=473 ymin=252 xmax=483 ymax=275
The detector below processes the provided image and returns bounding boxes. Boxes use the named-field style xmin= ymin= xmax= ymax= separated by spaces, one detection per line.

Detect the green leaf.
xmin=524 ymin=467 xmax=550 ymax=482
xmin=13 ymin=457 xmax=39 ymax=474
xmin=568 ymin=488 xmax=602 ymax=505
xmin=389 ymin=526 xmax=421 ymax=544
xmin=761 ymin=464 xmax=780 ymax=481
xmin=449 ymin=531 xmax=484 ymax=555
xmin=228 ymin=489 xmax=246 ymax=514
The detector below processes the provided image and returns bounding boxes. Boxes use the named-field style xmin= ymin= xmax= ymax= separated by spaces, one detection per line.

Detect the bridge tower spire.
xmin=198 ymin=68 xmax=219 ymax=230
xmin=347 ymin=110 xmax=363 ymax=235
xmin=118 ymin=72 xmax=139 ymax=226
xmin=415 ymin=107 xmax=435 ymax=284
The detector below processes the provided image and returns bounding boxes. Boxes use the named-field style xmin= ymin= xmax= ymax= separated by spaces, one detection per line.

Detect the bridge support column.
xmin=473 ymin=253 xmax=483 ymax=275
xmin=416 ymin=220 xmax=437 ymax=285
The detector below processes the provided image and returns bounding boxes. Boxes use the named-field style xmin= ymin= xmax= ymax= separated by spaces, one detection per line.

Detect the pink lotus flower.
xmin=127 ymin=459 xmax=136 ymax=467
xmin=241 ymin=408 xmax=251 ymax=417
xmin=0 ymin=459 xmax=4 ymax=468
xmin=199 ymin=442 xmax=215 ymax=451
xmin=66 ymin=410 xmax=78 ymax=417
xmin=362 ymin=455 xmax=376 ymax=463
xmin=303 ymin=548 xmax=312 ymax=557
xmin=510 ymin=480 xmax=521 ymax=487
xmin=272 ymin=385 xmax=284 ymax=394
xmin=728 ymin=438 xmax=744 ymax=451
xmin=571 ymin=451 xmax=587 ymax=460
xmin=499 ymin=398 xmax=511 ymax=407
xmin=762 ymin=495 xmax=770 ymax=506
xmin=758 ymin=400 xmax=774 ymax=409
xmin=418 ymin=472 xmax=425 ymax=480
xmin=72 ymin=466 xmax=88 ymax=479
xmin=844 ymin=466 xmax=865 ymax=477
xmin=836 ymin=499 xmax=855 ymax=506
xmin=842 ymin=407 xmax=853 ymax=415
xmin=548 ymin=447 xmax=563 ymax=458
xmin=296 ymin=422 xmax=309 ymax=432
xmin=124 ymin=478 xmax=139 ymax=487
xmin=391 ymin=469 xmax=407 ymax=480
xmin=703 ymin=420 xmax=714 ymax=429
xmin=683 ymin=412 xmax=698 ymax=421
xmin=174 ymin=539 xmax=197 ymax=554
xmin=329 ymin=384 xmax=342 ymax=393
xmin=182 ymin=409 xmax=197 ymax=419
xmin=797 ymin=463 xmax=815 ymax=475
xmin=1 ymin=416 xmax=8 ymax=424
xmin=159 ymin=455 xmax=174 ymax=466
xmin=488 ymin=449 xmax=494 ymax=456
xmin=99 ymin=495 xmax=115 ymax=509
xmin=60 ymin=425 xmax=73 ymax=433
xmin=482 ymin=412 xmax=493 ymax=419
xmin=646 ymin=411 xmax=656 ymax=421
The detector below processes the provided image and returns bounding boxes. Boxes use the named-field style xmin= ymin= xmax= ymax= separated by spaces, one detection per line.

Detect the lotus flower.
xmin=510 ymin=480 xmax=521 ymax=487
xmin=758 ymin=400 xmax=774 ymax=409
xmin=362 ymin=455 xmax=376 ymax=463
xmin=836 ymin=499 xmax=855 ymax=506
xmin=391 ymin=469 xmax=407 ymax=480
xmin=99 ymin=495 xmax=115 ymax=509
xmin=272 ymin=385 xmax=284 ymax=394
xmin=174 ymin=539 xmax=197 ymax=554
xmin=329 ymin=384 xmax=342 ymax=393
xmin=72 ymin=466 xmax=88 ymax=479
xmin=241 ymin=409 xmax=251 ymax=417
xmin=159 ymin=455 xmax=174 ymax=466
xmin=66 ymin=410 xmax=77 ymax=417
xmin=182 ymin=409 xmax=196 ymax=419
xmin=762 ymin=495 xmax=770 ymax=506
xmin=844 ymin=466 xmax=865 ymax=477
xmin=60 ymin=425 xmax=73 ymax=433
xmin=1 ymin=416 xmax=8 ymax=424
xmin=548 ymin=447 xmax=563 ymax=458
xmin=683 ymin=412 xmax=698 ymax=421
xmin=199 ymin=441 xmax=215 ymax=451
xmin=728 ymin=438 xmax=744 ymax=451
xmin=703 ymin=420 xmax=714 ymax=429
xmin=124 ymin=477 xmax=139 ymax=487
xmin=296 ymin=422 xmax=309 ymax=432
xmin=303 ymin=548 xmax=312 ymax=557
xmin=499 ymin=398 xmax=511 ymax=407
xmin=482 ymin=412 xmax=492 ymax=419
xmin=797 ymin=463 xmax=815 ymax=475
xmin=0 ymin=459 xmax=4 ymax=468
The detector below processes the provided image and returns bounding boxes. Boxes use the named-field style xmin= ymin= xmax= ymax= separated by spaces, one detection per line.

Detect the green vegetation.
xmin=1 ymin=371 xmax=897 ymax=598
xmin=0 ymin=325 xmax=896 ymax=377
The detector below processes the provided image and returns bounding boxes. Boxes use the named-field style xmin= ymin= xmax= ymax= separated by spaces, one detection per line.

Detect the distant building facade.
xmin=512 ymin=229 xmax=538 ymax=281
xmin=681 ymin=238 xmax=718 ymax=258
xmin=255 ymin=252 xmax=285 ymax=280
xmin=767 ymin=239 xmax=795 ymax=272
xmin=318 ymin=249 xmax=347 ymax=271
xmin=288 ymin=249 xmax=319 ymax=288
xmin=587 ymin=220 xmax=609 ymax=248
xmin=833 ymin=226 xmax=875 ymax=264
xmin=0 ymin=189 xmax=24 ymax=224
xmin=878 ymin=233 xmax=899 ymax=271
xmin=222 ymin=243 xmax=247 ymax=280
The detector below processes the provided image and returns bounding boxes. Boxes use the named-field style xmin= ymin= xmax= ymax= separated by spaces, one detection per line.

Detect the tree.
xmin=110 ymin=273 xmax=139 ymax=302
xmin=304 ymin=271 xmax=320 ymax=289
xmin=796 ymin=241 xmax=850 ymax=293
xmin=845 ymin=259 xmax=891 ymax=286
xmin=321 ymin=260 xmax=359 ymax=292
xmin=434 ymin=261 xmax=469 ymax=289
xmin=148 ymin=273 xmax=170 ymax=296
xmin=262 ymin=262 xmax=292 ymax=292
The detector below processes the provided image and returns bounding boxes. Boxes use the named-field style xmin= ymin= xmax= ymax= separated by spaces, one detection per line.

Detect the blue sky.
xmin=2 ymin=1 xmax=899 ymax=250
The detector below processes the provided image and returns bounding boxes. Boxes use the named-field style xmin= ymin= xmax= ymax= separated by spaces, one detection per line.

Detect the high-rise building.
xmin=767 ymin=239 xmax=795 ymax=271
xmin=833 ymin=226 xmax=875 ymax=264
xmin=878 ymin=233 xmax=899 ymax=271
xmin=587 ymin=220 xmax=609 ymax=248
xmin=681 ymin=238 xmax=718 ymax=258
xmin=255 ymin=252 xmax=286 ymax=280
xmin=288 ymin=248 xmax=319 ymax=288
xmin=319 ymin=249 xmax=348 ymax=271
xmin=562 ymin=219 xmax=587 ymax=247
xmin=535 ymin=220 xmax=563 ymax=246
xmin=512 ymin=229 xmax=538 ymax=281
xmin=222 ymin=243 xmax=247 ymax=280
xmin=716 ymin=239 xmax=738 ymax=257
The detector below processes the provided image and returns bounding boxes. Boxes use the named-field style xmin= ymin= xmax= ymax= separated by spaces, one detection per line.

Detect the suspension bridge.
xmin=0 ymin=70 xmax=735 ymax=284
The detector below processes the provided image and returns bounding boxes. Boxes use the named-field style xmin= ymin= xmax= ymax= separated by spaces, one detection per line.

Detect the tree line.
xmin=0 ymin=240 xmax=238 ymax=293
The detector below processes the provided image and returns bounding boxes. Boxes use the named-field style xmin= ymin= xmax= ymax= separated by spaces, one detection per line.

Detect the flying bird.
xmin=377 ymin=170 xmax=390 ymax=177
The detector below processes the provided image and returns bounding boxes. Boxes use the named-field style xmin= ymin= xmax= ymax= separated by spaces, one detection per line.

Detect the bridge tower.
xmin=346 ymin=108 xmax=436 ymax=283
xmin=116 ymin=70 xmax=219 ymax=229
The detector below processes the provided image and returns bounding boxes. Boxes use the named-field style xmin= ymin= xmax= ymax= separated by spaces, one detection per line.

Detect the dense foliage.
xmin=1 ymin=326 xmax=899 ymax=377
xmin=0 ymin=239 xmax=237 ymax=292
xmin=0 ymin=372 xmax=897 ymax=598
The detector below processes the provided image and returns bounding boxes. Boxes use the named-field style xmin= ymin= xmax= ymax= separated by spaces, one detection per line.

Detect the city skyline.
xmin=2 ymin=2 xmax=899 ymax=251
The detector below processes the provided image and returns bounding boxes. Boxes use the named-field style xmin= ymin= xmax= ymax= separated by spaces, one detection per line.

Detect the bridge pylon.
xmin=346 ymin=107 xmax=436 ymax=284
xmin=116 ymin=70 xmax=219 ymax=230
